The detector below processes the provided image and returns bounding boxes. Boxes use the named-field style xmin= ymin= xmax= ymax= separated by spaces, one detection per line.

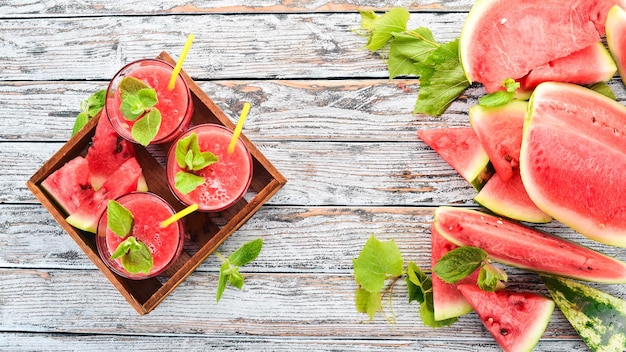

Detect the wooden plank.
xmin=0 ymin=12 xmax=467 ymax=81
xmin=0 ymin=0 xmax=476 ymax=17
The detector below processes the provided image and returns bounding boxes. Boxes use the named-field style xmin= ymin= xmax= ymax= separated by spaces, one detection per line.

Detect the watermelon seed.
xmin=499 ymin=328 xmax=508 ymax=336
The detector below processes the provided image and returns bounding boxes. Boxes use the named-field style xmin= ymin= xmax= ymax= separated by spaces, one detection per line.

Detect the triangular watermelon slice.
xmin=418 ymin=127 xmax=494 ymax=190
xmin=66 ymin=157 xmax=144 ymax=233
xmin=469 ymin=100 xmax=527 ymax=182
xmin=431 ymin=224 xmax=479 ymax=321
xmin=457 ymin=284 xmax=554 ymax=352
xmin=41 ymin=156 xmax=95 ymax=215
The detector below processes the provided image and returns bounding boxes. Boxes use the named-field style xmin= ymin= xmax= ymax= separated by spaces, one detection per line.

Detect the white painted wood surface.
xmin=1 ymin=1 xmax=625 ymax=350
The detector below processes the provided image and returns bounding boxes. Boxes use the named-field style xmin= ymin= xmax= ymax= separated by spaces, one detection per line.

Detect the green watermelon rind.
xmin=434 ymin=206 xmax=626 ymax=284
xmin=541 ymin=275 xmax=626 ymax=352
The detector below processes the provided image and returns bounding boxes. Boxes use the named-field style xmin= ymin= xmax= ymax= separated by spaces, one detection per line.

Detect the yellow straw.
xmin=160 ymin=203 xmax=198 ymax=228
xmin=227 ymin=102 xmax=251 ymax=154
xmin=168 ymin=33 xmax=195 ymax=91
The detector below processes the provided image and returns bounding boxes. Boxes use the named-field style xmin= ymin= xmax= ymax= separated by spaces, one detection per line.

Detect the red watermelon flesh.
xmin=460 ymin=0 xmax=626 ymax=92
xmin=41 ymin=156 xmax=95 ymax=215
xmin=66 ymin=157 xmax=144 ymax=233
xmin=434 ymin=206 xmax=626 ymax=283
xmin=457 ymin=284 xmax=554 ymax=352
xmin=606 ymin=5 xmax=626 ymax=86
xmin=521 ymin=82 xmax=626 ymax=247
xmin=518 ymin=42 xmax=617 ymax=91
xmin=474 ymin=169 xmax=551 ymax=224
xmin=85 ymin=111 xmax=137 ymax=190
xmin=431 ymin=224 xmax=479 ymax=321
xmin=418 ymin=127 xmax=494 ymax=190
xmin=469 ymin=100 xmax=527 ymax=182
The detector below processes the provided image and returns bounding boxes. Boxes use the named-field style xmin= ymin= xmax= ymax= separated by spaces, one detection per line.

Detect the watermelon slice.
xmin=431 ymin=224 xmax=479 ymax=321
xmin=434 ymin=206 xmax=626 ymax=283
xmin=518 ymin=42 xmax=617 ymax=91
xmin=460 ymin=0 xmax=625 ymax=92
xmin=85 ymin=113 xmax=138 ymax=190
xmin=606 ymin=5 xmax=626 ymax=86
xmin=457 ymin=284 xmax=554 ymax=352
xmin=41 ymin=156 xmax=95 ymax=215
xmin=469 ymin=100 xmax=527 ymax=182
xmin=474 ymin=170 xmax=551 ymax=224
xmin=418 ymin=128 xmax=494 ymax=190
xmin=521 ymin=82 xmax=626 ymax=247
xmin=66 ymin=157 xmax=144 ymax=233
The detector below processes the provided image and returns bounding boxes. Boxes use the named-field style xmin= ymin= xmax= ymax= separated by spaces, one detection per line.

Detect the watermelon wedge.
xmin=460 ymin=0 xmax=625 ymax=92
xmin=521 ymin=82 xmax=626 ymax=247
xmin=469 ymin=100 xmax=527 ymax=182
xmin=418 ymin=128 xmax=494 ymax=190
xmin=85 ymin=112 xmax=138 ymax=190
xmin=41 ymin=156 xmax=95 ymax=215
xmin=606 ymin=5 xmax=626 ymax=86
xmin=434 ymin=206 xmax=626 ymax=283
xmin=474 ymin=170 xmax=551 ymax=224
xmin=431 ymin=224 xmax=478 ymax=321
xmin=66 ymin=157 xmax=144 ymax=233
xmin=457 ymin=284 xmax=554 ymax=352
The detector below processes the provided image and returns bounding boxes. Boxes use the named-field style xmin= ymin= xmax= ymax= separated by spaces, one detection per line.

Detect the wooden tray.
xmin=26 ymin=51 xmax=287 ymax=315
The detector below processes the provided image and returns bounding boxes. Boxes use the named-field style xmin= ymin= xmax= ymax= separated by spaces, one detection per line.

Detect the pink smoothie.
xmin=105 ymin=59 xmax=193 ymax=145
xmin=166 ymin=124 xmax=253 ymax=212
xmin=97 ymin=192 xmax=184 ymax=279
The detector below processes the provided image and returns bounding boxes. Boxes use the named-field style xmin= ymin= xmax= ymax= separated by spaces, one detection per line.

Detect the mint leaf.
xmin=119 ymin=94 xmax=145 ymax=121
xmin=355 ymin=287 xmax=381 ymax=320
xmin=414 ymin=38 xmax=470 ymax=116
xmin=353 ymin=234 xmax=403 ymax=293
xmin=478 ymin=91 xmax=515 ymax=107
xmin=119 ymin=76 xmax=149 ymax=96
xmin=360 ymin=8 xmax=410 ymax=51
xmin=589 ymin=82 xmax=617 ymax=100
xmin=131 ymin=108 xmax=162 ymax=146
xmin=175 ymin=133 xmax=218 ymax=171
xmin=71 ymin=89 xmax=105 ymax=136
xmin=110 ymin=236 xmax=153 ymax=275
xmin=229 ymin=238 xmax=263 ymax=266
xmin=388 ymin=28 xmax=438 ymax=79
xmin=216 ymin=261 xmax=229 ymax=302
xmin=433 ymin=246 xmax=487 ymax=284
xmin=110 ymin=238 xmax=133 ymax=260
xmin=478 ymin=262 xmax=508 ymax=292
xmin=228 ymin=270 xmax=245 ymax=289
xmin=106 ymin=200 xmax=133 ymax=238
xmin=175 ymin=171 xmax=205 ymax=194
xmin=137 ymin=88 xmax=157 ymax=108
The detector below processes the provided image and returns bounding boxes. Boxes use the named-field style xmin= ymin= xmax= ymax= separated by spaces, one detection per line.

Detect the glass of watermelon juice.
xmin=105 ymin=59 xmax=194 ymax=145
xmin=96 ymin=192 xmax=185 ymax=280
xmin=165 ymin=124 xmax=253 ymax=212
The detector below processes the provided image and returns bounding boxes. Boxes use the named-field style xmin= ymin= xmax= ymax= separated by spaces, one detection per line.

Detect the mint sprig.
xmin=107 ymin=200 xmax=133 ymax=238
xmin=174 ymin=133 xmax=218 ymax=194
xmin=215 ymin=238 xmax=263 ymax=302
xmin=118 ymin=76 xmax=161 ymax=146
xmin=433 ymin=246 xmax=508 ymax=292
xmin=71 ymin=89 xmax=105 ymax=136
xmin=478 ymin=78 xmax=520 ymax=107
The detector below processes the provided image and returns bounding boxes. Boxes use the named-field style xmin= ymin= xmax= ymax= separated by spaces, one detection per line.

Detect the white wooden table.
xmin=1 ymin=1 xmax=624 ymax=350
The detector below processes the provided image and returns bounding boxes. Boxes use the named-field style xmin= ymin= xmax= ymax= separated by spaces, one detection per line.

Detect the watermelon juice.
xmin=105 ymin=59 xmax=193 ymax=145
xmin=96 ymin=192 xmax=185 ymax=279
xmin=166 ymin=124 xmax=253 ymax=212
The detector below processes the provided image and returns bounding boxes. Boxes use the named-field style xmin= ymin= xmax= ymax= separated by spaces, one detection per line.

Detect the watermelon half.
xmin=434 ymin=206 xmax=626 ymax=283
xmin=521 ymin=82 xmax=626 ymax=247
xmin=458 ymin=284 xmax=554 ymax=352
xmin=418 ymin=127 xmax=494 ymax=190
xmin=460 ymin=0 xmax=625 ymax=92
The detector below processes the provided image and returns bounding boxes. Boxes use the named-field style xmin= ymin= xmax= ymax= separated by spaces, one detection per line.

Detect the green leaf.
xmin=358 ymin=10 xmax=379 ymax=32
xmin=419 ymin=297 xmax=457 ymax=328
xmin=216 ymin=261 xmax=229 ymax=302
xmin=106 ymin=200 xmax=133 ymax=238
xmin=433 ymin=246 xmax=487 ymax=284
xmin=229 ymin=238 xmax=263 ymax=267
xmin=589 ymin=82 xmax=617 ymax=100
xmin=137 ymin=88 xmax=158 ymax=108
xmin=71 ymin=90 xmax=105 ymax=136
xmin=119 ymin=95 xmax=145 ymax=121
xmin=363 ymin=8 xmax=410 ymax=51
xmin=175 ymin=133 xmax=219 ymax=171
xmin=71 ymin=112 xmax=90 ymax=137
xmin=175 ymin=171 xmax=205 ymax=194
xmin=414 ymin=39 xmax=470 ymax=116
xmin=228 ymin=270 xmax=245 ymax=290
xmin=355 ymin=287 xmax=381 ymax=320
xmin=388 ymin=28 xmax=439 ymax=79
xmin=478 ymin=91 xmax=515 ymax=107
xmin=478 ymin=262 xmax=508 ymax=292
xmin=353 ymin=234 xmax=403 ymax=292
xmin=119 ymin=76 xmax=149 ymax=96
xmin=406 ymin=261 xmax=456 ymax=327
xmin=131 ymin=108 xmax=162 ymax=146
xmin=110 ymin=236 xmax=154 ymax=275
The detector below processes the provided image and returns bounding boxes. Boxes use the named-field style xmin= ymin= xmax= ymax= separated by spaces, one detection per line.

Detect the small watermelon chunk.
xmin=606 ymin=5 xmax=626 ymax=86
xmin=418 ymin=127 xmax=494 ymax=190
xmin=431 ymin=224 xmax=479 ymax=321
xmin=85 ymin=113 xmax=137 ymax=190
xmin=434 ymin=206 xmax=626 ymax=283
xmin=541 ymin=275 xmax=626 ymax=352
xmin=66 ymin=157 xmax=144 ymax=233
xmin=469 ymin=100 xmax=527 ymax=182
xmin=474 ymin=170 xmax=551 ymax=224
xmin=457 ymin=284 xmax=554 ymax=352
xmin=41 ymin=156 xmax=95 ymax=215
